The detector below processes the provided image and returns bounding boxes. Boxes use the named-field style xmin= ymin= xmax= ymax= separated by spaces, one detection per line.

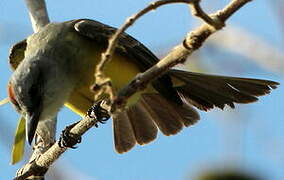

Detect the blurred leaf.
xmin=11 ymin=116 xmax=26 ymax=164
xmin=197 ymin=170 xmax=262 ymax=180
xmin=0 ymin=97 xmax=9 ymax=106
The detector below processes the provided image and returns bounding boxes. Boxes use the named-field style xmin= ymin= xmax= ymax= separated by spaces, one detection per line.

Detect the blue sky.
xmin=0 ymin=0 xmax=283 ymax=180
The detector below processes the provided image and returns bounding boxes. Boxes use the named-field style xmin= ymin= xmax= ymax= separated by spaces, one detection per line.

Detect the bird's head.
xmin=8 ymin=59 xmax=44 ymax=144
xmin=7 ymin=22 xmax=86 ymax=144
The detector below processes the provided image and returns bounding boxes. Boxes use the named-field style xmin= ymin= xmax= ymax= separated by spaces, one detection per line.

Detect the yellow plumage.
xmin=64 ymin=44 xmax=149 ymax=117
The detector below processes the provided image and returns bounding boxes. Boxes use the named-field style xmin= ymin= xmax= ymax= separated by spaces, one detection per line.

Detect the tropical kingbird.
xmin=7 ymin=19 xmax=278 ymax=153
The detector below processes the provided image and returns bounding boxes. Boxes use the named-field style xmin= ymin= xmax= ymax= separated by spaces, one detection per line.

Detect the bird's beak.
xmin=25 ymin=104 xmax=42 ymax=145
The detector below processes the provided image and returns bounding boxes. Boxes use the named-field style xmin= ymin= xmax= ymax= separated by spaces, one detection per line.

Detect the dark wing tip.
xmin=173 ymin=71 xmax=279 ymax=111
xmin=269 ymin=81 xmax=280 ymax=89
xmin=257 ymin=79 xmax=279 ymax=89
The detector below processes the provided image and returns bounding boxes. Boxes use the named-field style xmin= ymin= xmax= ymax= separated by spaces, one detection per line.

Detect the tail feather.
xmin=113 ymin=93 xmax=200 ymax=153
xmin=113 ymin=112 xmax=136 ymax=153
xmin=170 ymin=70 xmax=279 ymax=111
xmin=127 ymin=102 xmax=158 ymax=145
xmin=140 ymin=94 xmax=184 ymax=136
xmin=174 ymin=72 xmax=259 ymax=103
xmin=175 ymin=94 xmax=200 ymax=126
xmin=227 ymin=80 xmax=275 ymax=96
xmin=142 ymin=94 xmax=200 ymax=127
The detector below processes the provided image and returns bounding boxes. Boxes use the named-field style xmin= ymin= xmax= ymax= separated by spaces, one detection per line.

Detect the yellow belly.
xmin=65 ymin=45 xmax=148 ymax=117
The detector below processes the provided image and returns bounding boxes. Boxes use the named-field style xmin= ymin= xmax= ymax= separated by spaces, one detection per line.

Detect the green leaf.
xmin=11 ymin=116 xmax=26 ymax=164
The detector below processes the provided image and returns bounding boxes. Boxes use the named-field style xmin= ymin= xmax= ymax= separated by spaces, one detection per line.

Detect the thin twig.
xmin=189 ymin=0 xmax=224 ymax=29
xmin=25 ymin=0 xmax=50 ymax=32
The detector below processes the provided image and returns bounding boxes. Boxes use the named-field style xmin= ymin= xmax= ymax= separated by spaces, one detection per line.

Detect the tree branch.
xmin=189 ymin=0 xmax=224 ymax=29
xmin=25 ymin=0 xmax=50 ymax=32
xmin=110 ymin=0 xmax=251 ymax=113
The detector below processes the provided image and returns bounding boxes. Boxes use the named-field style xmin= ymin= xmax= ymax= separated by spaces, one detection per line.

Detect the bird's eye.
xmin=8 ymin=83 xmax=21 ymax=111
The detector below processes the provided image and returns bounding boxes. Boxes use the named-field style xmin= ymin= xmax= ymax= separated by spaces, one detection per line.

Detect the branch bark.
xmin=25 ymin=0 xmax=50 ymax=32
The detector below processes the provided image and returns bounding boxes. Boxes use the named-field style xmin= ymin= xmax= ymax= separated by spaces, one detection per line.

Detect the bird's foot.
xmin=58 ymin=121 xmax=81 ymax=149
xmin=87 ymin=101 xmax=110 ymax=128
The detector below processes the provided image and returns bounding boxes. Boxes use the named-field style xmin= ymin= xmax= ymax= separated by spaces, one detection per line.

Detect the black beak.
xmin=26 ymin=104 xmax=42 ymax=145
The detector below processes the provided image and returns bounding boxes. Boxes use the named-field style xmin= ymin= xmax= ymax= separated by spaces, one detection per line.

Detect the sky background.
xmin=0 ymin=0 xmax=284 ymax=180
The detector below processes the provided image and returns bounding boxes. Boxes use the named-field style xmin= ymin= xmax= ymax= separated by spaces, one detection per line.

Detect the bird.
xmin=7 ymin=19 xmax=279 ymax=153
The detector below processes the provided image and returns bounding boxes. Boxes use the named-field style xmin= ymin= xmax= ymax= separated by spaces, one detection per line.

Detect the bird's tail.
xmin=169 ymin=70 xmax=278 ymax=111
xmin=113 ymin=93 xmax=199 ymax=153
xmin=113 ymin=70 xmax=279 ymax=153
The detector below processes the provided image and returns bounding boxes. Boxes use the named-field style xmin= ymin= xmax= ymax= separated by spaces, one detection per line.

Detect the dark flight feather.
xmin=170 ymin=70 xmax=279 ymax=111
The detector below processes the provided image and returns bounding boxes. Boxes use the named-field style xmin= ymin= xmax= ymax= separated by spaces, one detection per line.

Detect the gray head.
xmin=7 ymin=21 xmax=89 ymax=144
xmin=8 ymin=56 xmax=44 ymax=144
